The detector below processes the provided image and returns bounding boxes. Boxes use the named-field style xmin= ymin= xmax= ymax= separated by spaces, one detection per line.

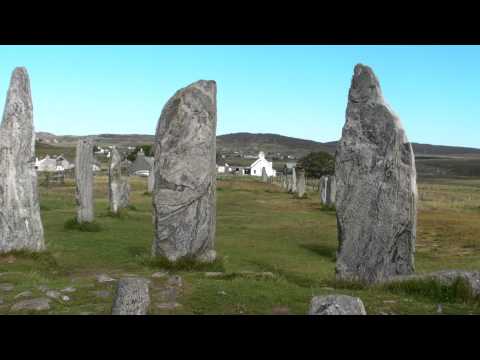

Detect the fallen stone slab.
xmin=151 ymin=271 xmax=169 ymax=278
xmin=61 ymin=287 xmax=77 ymax=293
xmin=11 ymin=298 xmax=51 ymax=312
xmin=96 ymin=274 xmax=116 ymax=283
xmin=156 ymin=302 xmax=182 ymax=310
xmin=386 ymin=270 xmax=480 ymax=298
xmin=14 ymin=291 xmax=33 ymax=299
xmin=166 ymin=275 xmax=183 ymax=288
xmin=204 ymin=272 xmax=225 ymax=278
xmin=238 ymin=271 xmax=275 ymax=279
xmin=308 ymin=295 xmax=367 ymax=315
xmin=0 ymin=283 xmax=14 ymax=292
xmin=46 ymin=290 xmax=62 ymax=300
xmin=156 ymin=287 xmax=177 ymax=302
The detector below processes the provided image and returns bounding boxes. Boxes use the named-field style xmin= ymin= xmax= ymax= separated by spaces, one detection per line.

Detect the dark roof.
xmin=129 ymin=153 xmax=153 ymax=174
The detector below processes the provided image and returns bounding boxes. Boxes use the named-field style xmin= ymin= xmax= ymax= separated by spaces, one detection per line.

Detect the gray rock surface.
xmin=308 ymin=295 xmax=367 ymax=315
xmin=152 ymin=80 xmax=217 ymax=262
xmin=320 ymin=175 xmax=336 ymax=206
xmin=96 ymin=273 xmax=115 ymax=283
xmin=261 ymin=167 xmax=267 ymax=183
xmin=296 ymin=168 xmax=305 ymax=198
xmin=14 ymin=291 xmax=32 ymax=299
xmin=147 ymin=169 xmax=155 ymax=193
xmin=291 ymin=168 xmax=297 ymax=193
xmin=151 ymin=271 xmax=169 ymax=278
xmin=75 ymin=137 xmax=94 ymax=223
xmin=0 ymin=67 xmax=45 ymax=253
xmin=108 ymin=147 xmax=130 ymax=214
xmin=112 ymin=277 xmax=150 ymax=315
xmin=335 ymin=64 xmax=417 ymax=284
xmin=166 ymin=275 xmax=183 ymax=288
xmin=0 ymin=283 xmax=14 ymax=292
xmin=11 ymin=298 xmax=50 ymax=312
xmin=387 ymin=270 xmax=480 ymax=298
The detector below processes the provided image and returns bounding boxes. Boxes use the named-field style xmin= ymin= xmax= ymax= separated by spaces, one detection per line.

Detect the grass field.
xmin=0 ymin=175 xmax=479 ymax=315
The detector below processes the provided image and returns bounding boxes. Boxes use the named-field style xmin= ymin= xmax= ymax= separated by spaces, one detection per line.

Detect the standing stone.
xmin=319 ymin=176 xmax=327 ymax=204
xmin=112 ymin=277 xmax=150 ymax=315
xmin=75 ymin=137 xmax=94 ymax=223
xmin=335 ymin=64 xmax=417 ymax=284
xmin=0 ymin=67 xmax=44 ymax=253
xmin=281 ymin=173 xmax=287 ymax=189
xmin=152 ymin=80 xmax=217 ymax=263
xmin=147 ymin=169 xmax=155 ymax=193
xmin=296 ymin=168 xmax=306 ymax=198
xmin=325 ymin=175 xmax=336 ymax=206
xmin=109 ymin=146 xmax=130 ymax=214
xmin=320 ymin=175 xmax=336 ymax=206
xmin=261 ymin=167 xmax=267 ymax=182
xmin=291 ymin=168 xmax=297 ymax=193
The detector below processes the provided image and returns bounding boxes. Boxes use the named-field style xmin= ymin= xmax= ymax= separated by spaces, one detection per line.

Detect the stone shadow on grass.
xmin=299 ymin=243 xmax=337 ymax=262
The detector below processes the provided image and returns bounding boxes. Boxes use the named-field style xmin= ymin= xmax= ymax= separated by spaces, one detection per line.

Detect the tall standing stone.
xmin=320 ymin=175 xmax=336 ymax=206
xmin=335 ymin=64 xmax=417 ymax=284
xmin=291 ymin=167 xmax=297 ymax=193
xmin=261 ymin=167 xmax=267 ymax=182
xmin=147 ymin=169 xmax=155 ymax=193
xmin=109 ymin=147 xmax=130 ymax=214
xmin=325 ymin=175 xmax=336 ymax=206
xmin=152 ymin=80 xmax=217 ymax=263
xmin=297 ymin=168 xmax=306 ymax=198
xmin=0 ymin=67 xmax=44 ymax=253
xmin=75 ymin=137 xmax=94 ymax=223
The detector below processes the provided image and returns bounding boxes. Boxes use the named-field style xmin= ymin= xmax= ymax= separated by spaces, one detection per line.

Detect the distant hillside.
xmin=35 ymin=131 xmax=480 ymax=178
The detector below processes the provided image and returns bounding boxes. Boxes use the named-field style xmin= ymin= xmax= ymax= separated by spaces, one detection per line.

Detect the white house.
xmin=35 ymin=155 xmax=74 ymax=172
xmin=249 ymin=151 xmax=276 ymax=177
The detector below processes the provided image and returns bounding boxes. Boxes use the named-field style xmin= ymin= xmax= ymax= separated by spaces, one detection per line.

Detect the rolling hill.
xmin=36 ymin=132 xmax=480 ymax=177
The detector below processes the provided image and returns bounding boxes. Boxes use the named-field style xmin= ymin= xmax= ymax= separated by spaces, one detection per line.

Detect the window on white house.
xmin=253 ymin=170 xmax=256 ymax=174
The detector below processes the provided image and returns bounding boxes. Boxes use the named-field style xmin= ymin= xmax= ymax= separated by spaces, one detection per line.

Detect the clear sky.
xmin=0 ymin=45 xmax=478 ymax=148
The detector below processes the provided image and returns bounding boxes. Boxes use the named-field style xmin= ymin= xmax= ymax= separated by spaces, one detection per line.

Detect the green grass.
xmin=0 ymin=175 xmax=479 ymax=314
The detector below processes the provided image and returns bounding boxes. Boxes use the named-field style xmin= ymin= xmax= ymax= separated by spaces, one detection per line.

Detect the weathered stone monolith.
xmin=335 ymin=64 xmax=417 ymax=284
xmin=147 ymin=169 xmax=155 ymax=193
xmin=152 ymin=80 xmax=217 ymax=263
xmin=320 ymin=175 xmax=336 ymax=206
xmin=109 ymin=147 xmax=130 ymax=214
xmin=325 ymin=175 xmax=336 ymax=206
xmin=291 ymin=167 xmax=297 ymax=193
xmin=297 ymin=168 xmax=306 ymax=198
xmin=112 ymin=277 xmax=150 ymax=315
xmin=75 ymin=137 xmax=94 ymax=223
xmin=282 ymin=173 xmax=287 ymax=189
xmin=0 ymin=67 xmax=45 ymax=253
xmin=261 ymin=167 xmax=267 ymax=182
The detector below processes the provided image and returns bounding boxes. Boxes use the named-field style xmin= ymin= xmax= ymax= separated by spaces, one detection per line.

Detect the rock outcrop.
xmin=152 ymin=80 xmax=217 ymax=262
xmin=335 ymin=64 xmax=417 ymax=284
xmin=0 ymin=67 xmax=44 ymax=253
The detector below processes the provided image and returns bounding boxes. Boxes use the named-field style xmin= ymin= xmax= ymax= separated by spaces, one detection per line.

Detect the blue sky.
xmin=0 ymin=45 xmax=478 ymax=148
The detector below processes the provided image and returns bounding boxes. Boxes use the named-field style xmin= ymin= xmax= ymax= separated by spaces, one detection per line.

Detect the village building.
xmin=216 ymin=151 xmax=276 ymax=177
xmin=129 ymin=148 xmax=154 ymax=176
xmin=35 ymin=155 xmax=74 ymax=172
